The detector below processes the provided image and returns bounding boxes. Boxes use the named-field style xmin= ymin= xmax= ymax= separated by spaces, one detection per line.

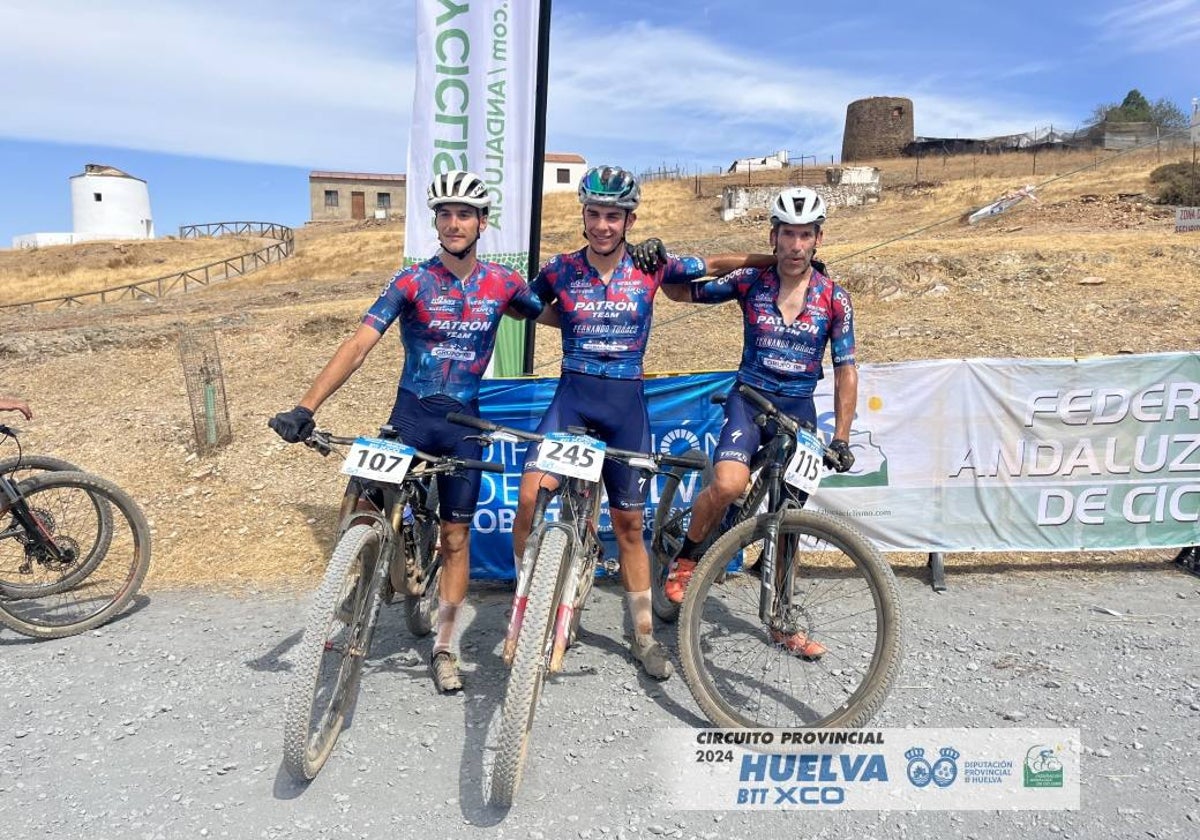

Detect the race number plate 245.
xmin=535 ymin=432 xmax=606 ymax=482
xmin=340 ymin=437 xmax=416 ymax=485
xmin=783 ymin=428 xmax=825 ymax=494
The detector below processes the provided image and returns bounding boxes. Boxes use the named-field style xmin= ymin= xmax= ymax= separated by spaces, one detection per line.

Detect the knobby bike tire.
xmin=678 ymin=509 xmax=903 ymax=730
xmin=282 ymin=524 xmax=384 ymax=782
xmin=403 ymin=482 xmax=441 ymax=637
xmin=490 ymin=525 xmax=571 ymax=807
xmin=0 ymin=471 xmax=149 ymax=639
xmin=650 ymin=464 xmax=713 ymax=623
xmin=0 ymin=457 xmax=115 ymax=598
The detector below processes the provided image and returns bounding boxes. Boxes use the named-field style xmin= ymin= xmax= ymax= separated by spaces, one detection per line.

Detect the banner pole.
xmin=522 ymin=0 xmax=553 ymax=376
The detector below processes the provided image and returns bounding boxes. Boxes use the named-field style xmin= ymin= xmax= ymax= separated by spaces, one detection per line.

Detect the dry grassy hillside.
xmin=1 ymin=147 xmax=1196 ymax=589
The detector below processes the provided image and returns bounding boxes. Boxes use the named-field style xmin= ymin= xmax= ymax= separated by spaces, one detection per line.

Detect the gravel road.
xmin=2 ymin=560 xmax=1198 ymax=840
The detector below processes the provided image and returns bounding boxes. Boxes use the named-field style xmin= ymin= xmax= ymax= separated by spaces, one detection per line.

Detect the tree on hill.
xmin=1089 ymin=90 xmax=1187 ymax=129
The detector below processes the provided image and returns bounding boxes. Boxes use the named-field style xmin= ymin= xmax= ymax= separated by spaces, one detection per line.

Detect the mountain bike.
xmin=675 ymin=384 xmax=903 ymax=729
xmin=447 ymin=411 xmax=708 ymax=807
xmin=0 ymin=425 xmax=151 ymax=639
xmin=282 ymin=426 xmax=503 ymax=782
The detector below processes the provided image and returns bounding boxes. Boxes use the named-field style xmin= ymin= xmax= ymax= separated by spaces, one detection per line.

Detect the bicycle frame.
xmin=715 ymin=385 xmax=825 ymax=633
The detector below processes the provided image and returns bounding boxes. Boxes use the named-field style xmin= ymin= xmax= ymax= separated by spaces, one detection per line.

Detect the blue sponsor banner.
xmin=470 ymin=372 xmax=734 ymax=580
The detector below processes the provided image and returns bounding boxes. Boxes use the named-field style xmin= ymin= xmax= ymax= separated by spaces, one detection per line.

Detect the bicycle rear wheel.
xmin=678 ymin=509 xmax=902 ymax=729
xmin=0 ymin=457 xmax=114 ymax=598
xmin=282 ymin=523 xmax=385 ymax=782
xmin=490 ymin=525 xmax=570 ymax=807
xmin=651 ymin=464 xmax=711 ymax=623
xmin=0 ymin=471 xmax=149 ymax=639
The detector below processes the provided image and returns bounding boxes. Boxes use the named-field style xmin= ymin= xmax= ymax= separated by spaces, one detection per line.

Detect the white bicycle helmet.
xmin=770 ymin=186 xmax=826 ymax=226
xmin=427 ymin=170 xmax=491 ymax=211
xmin=578 ymin=165 xmax=640 ymax=210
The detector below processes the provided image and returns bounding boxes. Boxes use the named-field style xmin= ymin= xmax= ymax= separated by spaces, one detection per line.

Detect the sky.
xmin=1 ymin=0 xmax=1197 ymax=246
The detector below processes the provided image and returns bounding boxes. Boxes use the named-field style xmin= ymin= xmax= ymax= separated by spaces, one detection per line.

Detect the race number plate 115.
xmin=535 ymin=432 xmax=606 ymax=482
xmin=340 ymin=437 xmax=416 ymax=485
xmin=783 ymin=428 xmax=825 ymax=494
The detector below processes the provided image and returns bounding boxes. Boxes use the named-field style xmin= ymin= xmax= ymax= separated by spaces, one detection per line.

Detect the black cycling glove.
xmin=268 ymin=405 xmax=315 ymax=443
xmin=824 ymin=439 xmax=854 ymax=473
xmin=628 ymin=238 xmax=668 ymax=273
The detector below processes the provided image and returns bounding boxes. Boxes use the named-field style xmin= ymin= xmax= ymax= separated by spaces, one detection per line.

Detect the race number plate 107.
xmin=783 ymin=428 xmax=825 ymax=494
xmin=340 ymin=437 xmax=416 ymax=485
xmin=535 ymin=432 xmax=606 ymax=482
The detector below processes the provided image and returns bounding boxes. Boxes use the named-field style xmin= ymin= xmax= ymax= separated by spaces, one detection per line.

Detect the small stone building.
xmin=309 ymin=171 xmax=407 ymax=222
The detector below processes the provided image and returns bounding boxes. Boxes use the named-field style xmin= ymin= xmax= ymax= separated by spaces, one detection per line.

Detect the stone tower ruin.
xmin=841 ymin=97 xmax=914 ymax=162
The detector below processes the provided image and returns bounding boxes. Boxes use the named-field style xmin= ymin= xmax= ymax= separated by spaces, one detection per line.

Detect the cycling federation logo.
xmin=1024 ymin=744 xmax=1065 ymax=788
xmin=905 ymin=747 xmax=960 ymax=789
xmin=659 ymin=428 xmax=701 ymax=457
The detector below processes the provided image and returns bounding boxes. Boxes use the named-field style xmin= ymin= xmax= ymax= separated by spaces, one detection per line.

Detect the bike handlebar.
xmin=0 ymin=424 xmax=16 ymax=439
xmin=446 ymin=413 xmax=708 ymax=474
xmin=303 ymin=429 xmax=504 ymax=473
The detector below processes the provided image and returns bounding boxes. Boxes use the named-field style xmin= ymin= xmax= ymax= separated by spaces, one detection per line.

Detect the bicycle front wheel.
xmin=678 ymin=509 xmax=902 ymax=729
xmin=490 ymin=525 xmax=570 ymax=807
xmin=403 ymin=482 xmax=441 ymax=637
xmin=0 ymin=471 xmax=148 ymax=638
xmin=0 ymin=457 xmax=115 ymax=599
xmin=651 ymin=464 xmax=711 ymax=623
xmin=282 ymin=524 xmax=384 ymax=782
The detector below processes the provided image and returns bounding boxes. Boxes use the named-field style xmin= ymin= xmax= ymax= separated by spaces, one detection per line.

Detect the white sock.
xmin=626 ymin=589 xmax=653 ymax=641
xmin=433 ymin=598 xmax=463 ymax=656
xmin=513 ymin=552 xmax=523 ymax=583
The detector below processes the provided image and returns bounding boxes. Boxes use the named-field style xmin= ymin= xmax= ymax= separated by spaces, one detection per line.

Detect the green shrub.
xmin=1149 ymin=162 xmax=1200 ymax=205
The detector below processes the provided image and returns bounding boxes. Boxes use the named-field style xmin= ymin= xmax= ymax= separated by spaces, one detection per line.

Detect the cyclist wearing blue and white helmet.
xmin=660 ymin=186 xmax=859 ymax=660
xmin=515 ymin=165 xmax=766 ymax=680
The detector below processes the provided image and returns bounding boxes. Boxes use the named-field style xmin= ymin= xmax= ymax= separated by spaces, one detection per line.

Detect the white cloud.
xmin=542 ymin=17 xmax=1067 ymax=165
xmin=1094 ymin=0 xmax=1200 ymax=51
xmin=0 ymin=0 xmax=415 ymax=169
xmin=0 ymin=1 xmax=1071 ymax=172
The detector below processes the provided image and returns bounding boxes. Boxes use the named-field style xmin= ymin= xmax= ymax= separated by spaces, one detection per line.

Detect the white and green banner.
xmin=808 ymin=352 xmax=1200 ymax=551
xmin=404 ymin=1 xmax=541 ymax=377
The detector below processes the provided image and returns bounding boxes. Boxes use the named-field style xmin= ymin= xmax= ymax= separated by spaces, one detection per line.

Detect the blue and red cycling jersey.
xmin=690 ymin=265 xmax=855 ymax=397
xmin=530 ymin=248 xmax=707 ymax=379
xmin=363 ymin=257 xmax=542 ymax=402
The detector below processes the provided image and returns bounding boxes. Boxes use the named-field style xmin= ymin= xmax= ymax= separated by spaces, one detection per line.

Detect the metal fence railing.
xmin=0 ymin=221 xmax=294 ymax=312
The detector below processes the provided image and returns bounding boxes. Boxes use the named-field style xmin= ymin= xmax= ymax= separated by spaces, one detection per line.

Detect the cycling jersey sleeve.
xmin=688 ymin=267 xmax=752 ymax=304
xmin=499 ymin=267 xmax=545 ymax=319
xmin=658 ymin=254 xmax=708 ymax=286
xmin=830 ymin=283 xmax=857 ymax=367
xmin=362 ymin=268 xmax=417 ymax=333
xmin=529 ymin=261 xmax=558 ymax=305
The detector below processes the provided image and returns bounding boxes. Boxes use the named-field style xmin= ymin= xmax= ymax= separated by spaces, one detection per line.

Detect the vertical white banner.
xmin=404 ymin=0 xmax=539 ymax=274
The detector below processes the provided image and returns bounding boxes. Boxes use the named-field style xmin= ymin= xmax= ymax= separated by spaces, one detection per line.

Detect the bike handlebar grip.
xmin=661 ymin=450 xmax=710 ymax=471
xmin=462 ymin=459 xmax=506 ymax=474
xmin=710 ymin=394 xmax=727 ymax=406
xmin=0 ymin=424 xmax=14 ymax=438
xmin=736 ymin=383 xmax=777 ymax=415
xmin=447 ymin=412 xmax=494 ymax=431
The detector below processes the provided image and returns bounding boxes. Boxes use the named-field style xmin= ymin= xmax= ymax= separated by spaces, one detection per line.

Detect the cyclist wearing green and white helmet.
xmin=513 ymin=165 xmax=766 ymax=680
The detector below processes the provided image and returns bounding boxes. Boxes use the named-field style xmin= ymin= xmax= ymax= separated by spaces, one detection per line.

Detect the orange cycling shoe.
xmin=769 ymin=628 xmax=827 ymax=660
xmin=664 ymin=558 xmax=697 ymax=604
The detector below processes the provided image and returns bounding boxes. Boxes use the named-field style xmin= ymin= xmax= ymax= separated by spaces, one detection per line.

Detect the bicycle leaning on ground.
xmin=281 ymin=425 xmax=503 ymax=782
xmin=0 ymin=424 xmax=151 ymax=639
xmin=662 ymin=384 xmax=903 ymax=730
xmin=446 ymin=411 xmax=709 ymax=807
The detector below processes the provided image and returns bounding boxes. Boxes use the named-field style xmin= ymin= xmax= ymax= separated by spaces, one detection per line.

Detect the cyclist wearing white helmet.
xmin=513 ymin=165 xmax=770 ymax=680
xmin=270 ymin=170 xmax=544 ymax=693
xmin=657 ymin=185 xmax=859 ymax=659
